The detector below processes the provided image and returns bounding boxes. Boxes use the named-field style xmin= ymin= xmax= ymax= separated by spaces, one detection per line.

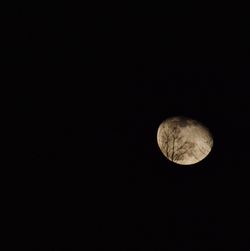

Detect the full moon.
xmin=157 ymin=116 xmax=213 ymax=165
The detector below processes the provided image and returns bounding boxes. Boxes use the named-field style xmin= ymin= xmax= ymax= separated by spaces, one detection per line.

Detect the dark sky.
xmin=6 ymin=6 xmax=250 ymax=250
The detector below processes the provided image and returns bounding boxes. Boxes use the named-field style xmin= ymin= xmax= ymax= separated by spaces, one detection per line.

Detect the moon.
xmin=157 ymin=116 xmax=213 ymax=165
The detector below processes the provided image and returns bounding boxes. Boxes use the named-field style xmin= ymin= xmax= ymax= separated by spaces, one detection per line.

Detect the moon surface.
xmin=157 ymin=116 xmax=213 ymax=165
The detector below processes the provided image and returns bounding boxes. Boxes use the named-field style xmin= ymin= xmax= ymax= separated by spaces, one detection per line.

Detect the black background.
xmin=4 ymin=4 xmax=250 ymax=250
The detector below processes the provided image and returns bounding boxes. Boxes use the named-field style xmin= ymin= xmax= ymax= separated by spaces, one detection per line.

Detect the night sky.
xmin=7 ymin=6 xmax=250 ymax=250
